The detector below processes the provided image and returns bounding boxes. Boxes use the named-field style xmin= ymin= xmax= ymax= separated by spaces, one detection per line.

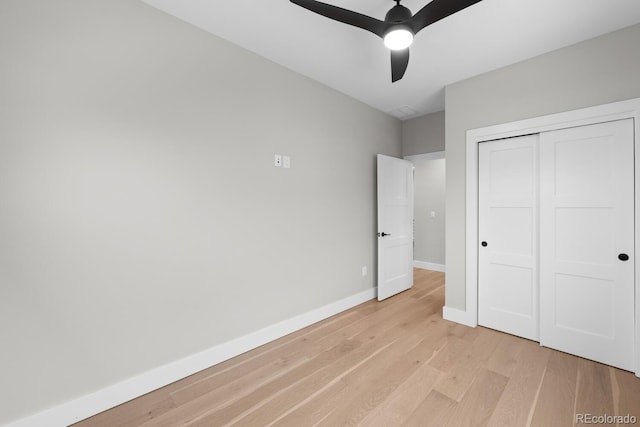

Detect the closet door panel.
xmin=478 ymin=135 xmax=539 ymax=341
xmin=539 ymin=119 xmax=634 ymax=371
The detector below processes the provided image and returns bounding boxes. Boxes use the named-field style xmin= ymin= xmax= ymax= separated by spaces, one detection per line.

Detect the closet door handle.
xmin=618 ymin=253 xmax=629 ymax=261
xmin=481 ymin=241 xmax=488 ymax=247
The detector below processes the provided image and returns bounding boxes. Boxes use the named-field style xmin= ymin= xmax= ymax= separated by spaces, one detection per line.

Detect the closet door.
xmin=539 ymin=119 xmax=634 ymax=371
xmin=478 ymin=135 xmax=539 ymax=341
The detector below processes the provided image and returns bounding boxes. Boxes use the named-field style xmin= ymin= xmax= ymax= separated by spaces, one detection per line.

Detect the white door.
xmin=539 ymin=119 xmax=635 ymax=371
xmin=478 ymin=135 xmax=539 ymax=341
xmin=377 ymin=154 xmax=414 ymax=301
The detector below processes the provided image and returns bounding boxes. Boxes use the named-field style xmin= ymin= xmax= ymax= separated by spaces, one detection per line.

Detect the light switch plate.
xmin=283 ymin=156 xmax=290 ymax=169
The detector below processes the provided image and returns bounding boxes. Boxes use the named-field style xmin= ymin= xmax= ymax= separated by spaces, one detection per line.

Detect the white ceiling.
xmin=141 ymin=0 xmax=640 ymax=119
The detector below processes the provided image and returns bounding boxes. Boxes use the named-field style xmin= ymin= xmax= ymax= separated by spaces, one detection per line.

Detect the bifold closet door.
xmin=478 ymin=135 xmax=539 ymax=341
xmin=539 ymin=119 xmax=635 ymax=371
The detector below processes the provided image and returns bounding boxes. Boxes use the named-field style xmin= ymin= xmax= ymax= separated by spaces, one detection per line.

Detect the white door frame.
xmin=461 ymin=97 xmax=640 ymax=377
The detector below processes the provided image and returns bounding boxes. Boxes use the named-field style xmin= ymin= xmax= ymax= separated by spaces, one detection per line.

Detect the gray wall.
xmin=0 ymin=0 xmax=401 ymax=423
xmin=402 ymin=110 xmax=445 ymax=156
xmin=445 ymin=23 xmax=640 ymax=310
xmin=406 ymin=154 xmax=445 ymax=267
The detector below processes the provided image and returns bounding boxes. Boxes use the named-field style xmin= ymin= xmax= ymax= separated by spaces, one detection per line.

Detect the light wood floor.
xmin=75 ymin=269 xmax=640 ymax=427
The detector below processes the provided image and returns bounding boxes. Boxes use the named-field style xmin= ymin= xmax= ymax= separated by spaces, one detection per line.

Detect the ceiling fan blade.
xmin=411 ymin=0 xmax=483 ymax=34
xmin=391 ymin=48 xmax=410 ymax=82
xmin=290 ymin=0 xmax=388 ymax=38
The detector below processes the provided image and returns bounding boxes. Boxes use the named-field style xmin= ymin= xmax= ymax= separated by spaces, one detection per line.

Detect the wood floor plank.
xmin=574 ymin=359 xmax=615 ymax=427
xmin=229 ymin=331 xmax=404 ymax=426
xmin=268 ymin=370 xmax=351 ymax=427
xmin=530 ymin=350 xmax=579 ymax=427
xmin=357 ymin=364 xmax=444 ymax=427
xmin=427 ymin=335 xmax=471 ymax=372
xmin=432 ymin=327 xmax=504 ymax=401
xmin=613 ymin=369 xmax=640 ymax=422
xmin=487 ymin=339 xmax=551 ymax=427
xmin=484 ymin=334 xmax=526 ymax=378
xmin=402 ymin=390 xmax=458 ymax=427
xmin=442 ymin=368 xmax=509 ymax=427
xmin=315 ymin=337 xmax=441 ymax=426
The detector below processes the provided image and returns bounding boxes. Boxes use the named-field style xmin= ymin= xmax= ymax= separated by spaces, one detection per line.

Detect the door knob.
xmin=618 ymin=253 xmax=629 ymax=261
xmin=378 ymin=232 xmax=391 ymax=237
xmin=481 ymin=241 xmax=488 ymax=247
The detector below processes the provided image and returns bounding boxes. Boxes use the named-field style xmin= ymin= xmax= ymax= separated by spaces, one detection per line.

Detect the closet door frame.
xmin=456 ymin=97 xmax=640 ymax=377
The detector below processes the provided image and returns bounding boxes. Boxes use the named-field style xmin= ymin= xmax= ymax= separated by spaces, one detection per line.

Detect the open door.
xmin=377 ymin=154 xmax=414 ymax=300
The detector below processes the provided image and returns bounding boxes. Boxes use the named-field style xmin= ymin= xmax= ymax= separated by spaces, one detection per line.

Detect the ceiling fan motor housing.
xmin=385 ymin=4 xmax=412 ymax=23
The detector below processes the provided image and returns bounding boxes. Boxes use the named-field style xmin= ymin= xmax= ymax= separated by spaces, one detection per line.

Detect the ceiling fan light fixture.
xmin=383 ymin=27 xmax=414 ymax=50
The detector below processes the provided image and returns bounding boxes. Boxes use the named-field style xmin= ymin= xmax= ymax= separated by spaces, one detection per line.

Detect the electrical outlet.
xmin=274 ymin=154 xmax=282 ymax=167
xmin=283 ymin=155 xmax=290 ymax=169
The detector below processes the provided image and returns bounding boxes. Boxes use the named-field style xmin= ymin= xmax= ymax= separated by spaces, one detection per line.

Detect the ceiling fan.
xmin=290 ymin=0 xmax=483 ymax=82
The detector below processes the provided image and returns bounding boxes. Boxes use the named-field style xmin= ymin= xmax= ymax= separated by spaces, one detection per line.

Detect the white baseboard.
xmin=413 ymin=261 xmax=445 ymax=272
xmin=442 ymin=306 xmax=477 ymax=328
xmin=5 ymin=287 xmax=377 ymax=427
